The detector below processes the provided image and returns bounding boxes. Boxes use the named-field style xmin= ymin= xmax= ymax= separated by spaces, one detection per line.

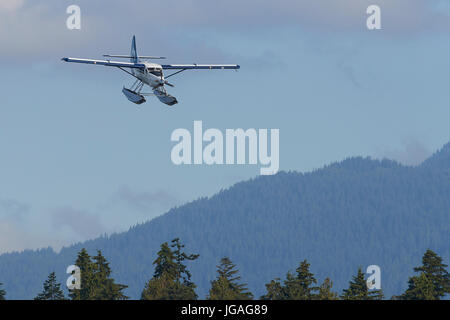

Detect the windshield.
xmin=148 ymin=68 xmax=162 ymax=77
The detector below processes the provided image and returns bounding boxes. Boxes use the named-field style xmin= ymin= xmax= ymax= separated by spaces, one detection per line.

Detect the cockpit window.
xmin=148 ymin=68 xmax=162 ymax=77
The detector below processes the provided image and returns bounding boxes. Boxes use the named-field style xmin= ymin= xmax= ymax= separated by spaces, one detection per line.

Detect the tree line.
xmin=0 ymin=238 xmax=448 ymax=300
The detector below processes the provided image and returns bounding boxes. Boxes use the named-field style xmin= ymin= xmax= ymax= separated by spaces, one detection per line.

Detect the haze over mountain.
xmin=0 ymin=142 xmax=449 ymax=299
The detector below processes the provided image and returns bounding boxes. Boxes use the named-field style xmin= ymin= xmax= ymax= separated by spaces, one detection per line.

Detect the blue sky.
xmin=1 ymin=0 xmax=450 ymax=253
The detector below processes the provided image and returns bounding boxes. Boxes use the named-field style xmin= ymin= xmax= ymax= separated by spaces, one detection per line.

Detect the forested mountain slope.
xmin=0 ymin=142 xmax=449 ymax=299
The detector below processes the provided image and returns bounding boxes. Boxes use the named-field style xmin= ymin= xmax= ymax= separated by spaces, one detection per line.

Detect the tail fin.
xmin=130 ymin=35 xmax=138 ymax=63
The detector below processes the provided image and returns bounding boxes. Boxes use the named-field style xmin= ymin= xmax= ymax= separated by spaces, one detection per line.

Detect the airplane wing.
xmin=161 ymin=64 xmax=240 ymax=70
xmin=61 ymin=57 xmax=146 ymax=69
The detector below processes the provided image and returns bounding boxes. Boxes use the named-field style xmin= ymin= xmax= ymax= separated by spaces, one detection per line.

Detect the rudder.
xmin=130 ymin=35 xmax=138 ymax=63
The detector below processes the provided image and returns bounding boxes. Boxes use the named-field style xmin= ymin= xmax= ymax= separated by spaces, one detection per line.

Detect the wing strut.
xmin=117 ymin=66 xmax=140 ymax=79
xmin=165 ymin=69 xmax=187 ymax=79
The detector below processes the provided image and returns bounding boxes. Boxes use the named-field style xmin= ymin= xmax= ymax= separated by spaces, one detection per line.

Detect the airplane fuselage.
xmin=132 ymin=61 xmax=164 ymax=88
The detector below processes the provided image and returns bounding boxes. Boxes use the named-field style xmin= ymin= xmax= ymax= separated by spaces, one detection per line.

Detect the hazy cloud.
xmin=0 ymin=220 xmax=32 ymax=253
xmin=377 ymin=138 xmax=433 ymax=166
xmin=52 ymin=206 xmax=106 ymax=239
xmin=111 ymin=185 xmax=180 ymax=214
xmin=0 ymin=198 xmax=57 ymax=253
xmin=0 ymin=185 xmax=182 ymax=254
xmin=0 ymin=0 xmax=24 ymax=13
xmin=0 ymin=198 xmax=29 ymax=221
xmin=0 ymin=198 xmax=29 ymax=252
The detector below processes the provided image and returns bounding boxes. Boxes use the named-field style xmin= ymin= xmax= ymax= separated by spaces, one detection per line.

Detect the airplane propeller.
xmin=160 ymin=74 xmax=174 ymax=87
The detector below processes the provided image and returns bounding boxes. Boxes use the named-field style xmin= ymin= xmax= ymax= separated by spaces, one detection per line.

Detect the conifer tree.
xmin=341 ymin=267 xmax=383 ymax=300
xmin=171 ymin=238 xmax=199 ymax=288
xmin=91 ymin=251 xmax=129 ymax=300
xmin=397 ymin=273 xmax=436 ymax=300
xmin=0 ymin=282 xmax=6 ymax=300
xmin=34 ymin=272 xmax=65 ymax=300
xmin=369 ymin=286 xmax=384 ymax=300
xmin=399 ymin=249 xmax=449 ymax=300
xmin=141 ymin=239 xmax=199 ymax=300
xmin=261 ymin=278 xmax=284 ymax=300
xmin=208 ymin=257 xmax=253 ymax=300
xmin=153 ymin=242 xmax=178 ymax=280
xmin=262 ymin=260 xmax=329 ymax=300
xmin=315 ymin=277 xmax=339 ymax=300
xmin=141 ymin=273 xmax=190 ymax=300
xmin=69 ymin=248 xmax=94 ymax=300
xmin=282 ymin=271 xmax=304 ymax=299
xmin=295 ymin=260 xmax=319 ymax=299
xmin=280 ymin=260 xmax=319 ymax=300
xmin=69 ymin=248 xmax=128 ymax=300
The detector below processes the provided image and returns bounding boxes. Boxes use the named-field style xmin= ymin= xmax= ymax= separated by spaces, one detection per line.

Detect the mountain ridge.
xmin=0 ymin=141 xmax=449 ymax=299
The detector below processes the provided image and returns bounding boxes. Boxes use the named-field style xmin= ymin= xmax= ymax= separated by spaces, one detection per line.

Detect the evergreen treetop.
xmin=294 ymin=259 xmax=319 ymax=299
xmin=261 ymin=278 xmax=283 ymax=300
xmin=141 ymin=238 xmax=199 ymax=300
xmin=171 ymin=238 xmax=199 ymax=286
xmin=341 ymin=267 xmax=383 ymax=300
xmin=208 ymin=257 xmax=253 ymax=300
xmin=262 ymin=259 xmax=332 ymax=300
xmin=315 ymin=278 xmax=339 ymax=300
xmin=69 ymin=249 xmax=128 ymax=300
xmin=91 ymin=250 xmax=129 ymax=300
xmin=399 ymin=249 xmax=449 ymax=300
xmin=153 ymin=242 xmax=178 ymax=280
xmin=34 ymin=272 xmax=65 ymax=300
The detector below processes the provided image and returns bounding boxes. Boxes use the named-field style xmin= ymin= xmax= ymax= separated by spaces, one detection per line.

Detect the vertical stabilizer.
xmin=130 ymin=35 xmax=138 ymax=63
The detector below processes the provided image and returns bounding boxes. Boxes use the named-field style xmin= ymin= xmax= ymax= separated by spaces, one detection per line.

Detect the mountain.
xmin=0 ymin=142 xmax=449 ymax=299
xmin=422 ymin=141 xmax=450 ymax=170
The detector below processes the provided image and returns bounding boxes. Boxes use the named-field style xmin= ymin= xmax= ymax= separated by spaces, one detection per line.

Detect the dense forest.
xmin=1 ymin=240 xmax=448 ymax=300
xmin=0 ymin=142 xmax=449 ymax=299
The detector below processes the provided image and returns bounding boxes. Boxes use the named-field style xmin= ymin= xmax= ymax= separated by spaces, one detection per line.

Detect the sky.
xmin=1 ymin=0 xmax=450 ymax=253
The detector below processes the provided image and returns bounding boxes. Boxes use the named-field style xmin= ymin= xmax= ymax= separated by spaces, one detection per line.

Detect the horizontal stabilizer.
xmin=103 ymin=55 xmax=166 ymax=59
